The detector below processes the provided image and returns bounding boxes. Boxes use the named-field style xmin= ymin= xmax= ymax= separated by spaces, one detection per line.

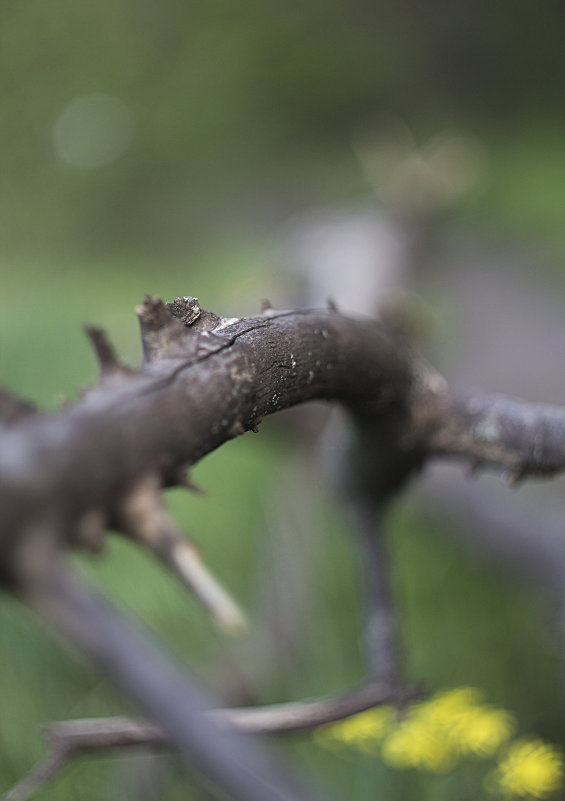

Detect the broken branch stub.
xmin=117 ymin=475 xmax=246 ymax=631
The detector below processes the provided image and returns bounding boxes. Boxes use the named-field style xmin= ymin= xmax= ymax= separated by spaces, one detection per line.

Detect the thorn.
xmin=118 ymin=477 xmax=245 ymax=631
xmin=169 ymin=539 xmax=247 ymax=632
xmin=176 ymin=467 xmax=207 ymax=495
xmin=260 ymin=299 xmax=274 ymax=313
xmin=327 ymin=297 xmax=338 ymax=312
xmin=84 ymin=326 xmax=130 ymax=376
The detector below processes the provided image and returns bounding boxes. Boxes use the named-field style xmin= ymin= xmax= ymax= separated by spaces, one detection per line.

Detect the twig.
xmin=117 ymin=475 xmax=246 ymax=631
xmin=24 ymin=558 xmax=327 ymax=801
xmin=2 ymin=683 xmax=418 ymax=801
xmin=2 ymin=753 xmax=67 ymax=801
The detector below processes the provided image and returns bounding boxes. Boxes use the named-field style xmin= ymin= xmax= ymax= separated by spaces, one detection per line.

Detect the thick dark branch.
xmin=0 ymin=302 xmax=414 ymax=584
xmin=3 ymin=300 xmax=565 ymax=582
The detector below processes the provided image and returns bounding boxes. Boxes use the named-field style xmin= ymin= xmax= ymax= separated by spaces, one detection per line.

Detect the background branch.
xmin=2 ymin=682 xmax=419 ymax=801
xmin=24 ymin=557 xmax=326 ymax=801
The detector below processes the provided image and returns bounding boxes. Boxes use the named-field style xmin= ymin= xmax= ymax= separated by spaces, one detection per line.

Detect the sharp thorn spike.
xmin=84 ymin=326 xmax=129 ymax=375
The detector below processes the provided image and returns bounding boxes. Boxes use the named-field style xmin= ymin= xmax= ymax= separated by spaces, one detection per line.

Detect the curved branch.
xmin=0 ymin=301 xmax=415 ymax=584
xmin=3 ymin=298 xmax=565 ymax=582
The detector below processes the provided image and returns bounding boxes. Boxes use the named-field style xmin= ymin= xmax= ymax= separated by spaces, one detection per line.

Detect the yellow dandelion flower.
xmin=411 ymin=687 xmax=515 ymax=759
xmin=381 ymin=718 xmax=458 ymax=773
xmin=427 ymin=687 xmax=484 ymax=717
xmin=456 ymin=708 xmax=515 ymax=757
xmin=490 ymin=739 xmax=564 ymax=799
xmin=315 ymin=707 xmax=394 ymax=752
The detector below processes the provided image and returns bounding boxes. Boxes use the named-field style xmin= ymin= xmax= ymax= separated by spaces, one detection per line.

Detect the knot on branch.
xmin=136 ymin=295 xmax=224 ymax=363
xmin=136 ymin=295 xmax=194 ymax=363
xmin=166 ymin=296 xmax=201 ymax=326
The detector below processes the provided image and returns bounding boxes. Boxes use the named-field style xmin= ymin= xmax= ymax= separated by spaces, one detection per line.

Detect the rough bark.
xmin=0 ymin=300 xmax=419 ymax=586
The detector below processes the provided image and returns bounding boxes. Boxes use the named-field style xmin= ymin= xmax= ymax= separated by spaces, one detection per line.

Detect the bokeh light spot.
xmin=52 ymin=93 xmax=134 ymax=170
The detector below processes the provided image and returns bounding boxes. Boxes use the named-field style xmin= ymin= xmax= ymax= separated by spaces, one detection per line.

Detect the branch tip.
xmin=169 ymin=539 xmax=247 ymax=632
xmin=165 ymin=296 xmax=201 ymax=327
xmin=83 ymin=326 xmax=129 ymax=376
xmin=135 ymin=295 xmax=172 ymax=331
xmin=177 ymin=469 xmax=207 ymax=495
xmin=117 ymin=478 xmax=245 ymax=630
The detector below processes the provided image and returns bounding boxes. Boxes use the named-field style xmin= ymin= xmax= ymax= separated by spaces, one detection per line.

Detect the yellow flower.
xmin=410 ymin=687 xmax=515 ymax=757
xmin=490 ymin=739 xmax=564 ymax=798
xmin=316 ymin=707 xmax=394 ymax=752
xmin=456 ymin=708 xmax=515 ymax=757
xmin=381 ymin=718 xmax=458 ymax=773
xmin=426 ymin=687 xmax=484 ymax=718
xmin=314 ymin=684 xmax=561 ymax=799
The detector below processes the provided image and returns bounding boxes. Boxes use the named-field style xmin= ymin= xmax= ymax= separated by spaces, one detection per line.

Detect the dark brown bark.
xmin=0 ymin=301 xmax=416 ymax=585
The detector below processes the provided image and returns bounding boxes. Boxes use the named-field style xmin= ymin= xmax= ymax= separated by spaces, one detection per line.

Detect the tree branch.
xmin=23 ymin=557 xmax=326 ymax=801
xmin=5 ymin=296 xmax=565 ymax=800
xmin=412 ymin=384 xmax=565 ymax=480
xmin=2 ymin=682 xmax=418 ymax=801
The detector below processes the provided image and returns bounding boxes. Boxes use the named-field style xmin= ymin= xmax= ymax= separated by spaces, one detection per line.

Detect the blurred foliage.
xmin=2 ymin=2 xmax=565 ymax=800
xmin=2 ymin=0 xmax=565 ymax=256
